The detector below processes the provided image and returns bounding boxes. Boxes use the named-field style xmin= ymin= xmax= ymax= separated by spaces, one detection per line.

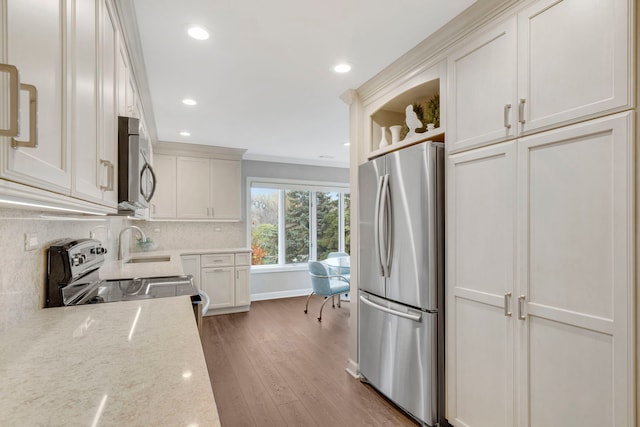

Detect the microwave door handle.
xmin=140 ymin=163 xmax=156 ymax=202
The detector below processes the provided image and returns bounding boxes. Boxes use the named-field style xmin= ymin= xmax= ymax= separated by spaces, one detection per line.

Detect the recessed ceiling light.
xmin=333 ymin=63 xmax=351 ymax=73
xmin=187 ymin=26 xmax=210 ymax=40
xmin=343 ymin=142 xmax=351 ymax=147
xmin=179 ymin=131 xmax=191 ymax=137
xmin=182 ymin=98 xmax=197 ymax=106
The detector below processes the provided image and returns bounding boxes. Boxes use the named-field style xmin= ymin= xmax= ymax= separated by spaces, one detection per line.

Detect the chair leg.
xmin=318 ymin=297 xmax=331 ymax=321
xmin=332 ymin=295 xmax=335 ymax=308
xmin=304 ymin=292 xmax=314 ymax=314
xmin=337 ymin=295 xmax=341 ymax=308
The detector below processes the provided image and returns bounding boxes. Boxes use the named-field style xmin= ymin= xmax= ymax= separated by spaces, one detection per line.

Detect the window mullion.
xmin=338 ymin=192 xmax=345 ymax=253
xmin=310 ymin=191 xmax=317 ymax=261
xmin=278 ymin=189 xmax=286 ymax=265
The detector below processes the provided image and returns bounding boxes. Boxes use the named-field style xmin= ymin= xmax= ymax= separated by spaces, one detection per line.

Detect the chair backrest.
xmin=327 ymin=251 xmax=349 ymax=258
xmin=308 ymin=261 xmax=331 ymax=296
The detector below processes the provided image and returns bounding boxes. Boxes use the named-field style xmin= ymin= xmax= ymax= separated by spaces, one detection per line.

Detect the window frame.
xmin=247 ymin=177 xmax=350 ymax=272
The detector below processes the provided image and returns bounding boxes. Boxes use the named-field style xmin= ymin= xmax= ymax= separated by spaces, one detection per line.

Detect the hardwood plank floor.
xmin=201 ymin=296 xmax=420 ymax=427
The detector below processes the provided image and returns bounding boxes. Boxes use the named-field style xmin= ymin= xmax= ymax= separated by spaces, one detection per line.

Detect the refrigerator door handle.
xmin=383 ymin=174 xmax=393 ymax=276
xmin=373 ymin=175 xmax=385 ymax=276
xmin=379 ymin=174 xmax=391 ymax=278
xmin=359 ymin=295 xmax=422 ymax=322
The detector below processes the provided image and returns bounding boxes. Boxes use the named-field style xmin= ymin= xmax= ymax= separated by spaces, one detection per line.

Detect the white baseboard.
xmin=345 ymin=358 xmax=359 ymax=379
xmin=251 ymin=288 xmax=312 ymax=301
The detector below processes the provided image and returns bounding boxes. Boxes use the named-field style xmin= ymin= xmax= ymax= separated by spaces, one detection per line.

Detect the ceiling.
xmin=130 ymin=0 xmax=476 ymax=167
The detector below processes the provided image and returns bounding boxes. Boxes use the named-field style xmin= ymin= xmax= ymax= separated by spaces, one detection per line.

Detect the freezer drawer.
xmin=359 ymin=292 xmax=438 ymax=426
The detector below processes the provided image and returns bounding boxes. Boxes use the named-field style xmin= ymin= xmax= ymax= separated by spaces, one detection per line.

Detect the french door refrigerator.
xmin=358 ymin=140 xmax=445 ymax=427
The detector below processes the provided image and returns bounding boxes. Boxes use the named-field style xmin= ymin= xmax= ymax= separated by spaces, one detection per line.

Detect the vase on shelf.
xmin=389 ymin=125 xmax=403 ymax=145
xmin=426 ymin=123 xmax=436 ymax=131
xmin=378 ymin=126 xmax=390 ymax=149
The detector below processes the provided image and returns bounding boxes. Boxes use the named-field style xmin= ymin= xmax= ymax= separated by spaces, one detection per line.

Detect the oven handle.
xmin=198 ymin=290 xmax=210 ymax=315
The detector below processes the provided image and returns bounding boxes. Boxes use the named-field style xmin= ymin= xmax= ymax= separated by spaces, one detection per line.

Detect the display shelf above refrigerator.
xmin=367 ymin=127 xmax=445 ymax=160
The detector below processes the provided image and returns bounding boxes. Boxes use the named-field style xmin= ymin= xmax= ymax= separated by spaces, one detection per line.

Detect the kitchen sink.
xmin=125 ymin=255 xmax=171 ymax=264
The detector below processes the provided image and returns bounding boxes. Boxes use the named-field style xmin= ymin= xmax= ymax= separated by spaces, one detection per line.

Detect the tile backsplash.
xmin=0 ymin=210 xmax=246 ymax=331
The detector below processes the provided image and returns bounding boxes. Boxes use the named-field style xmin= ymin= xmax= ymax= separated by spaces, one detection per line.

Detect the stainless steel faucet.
xmin=117 ymin=225 xmax=147 ymax=260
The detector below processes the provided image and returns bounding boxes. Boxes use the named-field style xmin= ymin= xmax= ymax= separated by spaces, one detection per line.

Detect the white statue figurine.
xmin=405 ymin=104 xmax=422 ymax=139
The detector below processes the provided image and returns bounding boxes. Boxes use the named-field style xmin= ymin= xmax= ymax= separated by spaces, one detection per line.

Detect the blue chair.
xmin=305 ymin=261 xmax=350 ymax=321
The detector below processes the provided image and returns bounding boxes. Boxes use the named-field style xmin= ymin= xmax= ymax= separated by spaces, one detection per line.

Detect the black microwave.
xmin=117 ymin=116 xmax=156 ymax=212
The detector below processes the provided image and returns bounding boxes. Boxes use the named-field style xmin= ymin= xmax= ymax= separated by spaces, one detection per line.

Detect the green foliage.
xmin=424 ymin=93 xmax=440 ymax=128
xmin=316 ymin=192 xmax=339 ymax=259
xmin=251 ymin=223 xmax=278 ymax=264
xmin=285 ymin=190 xmax=310 ymax=263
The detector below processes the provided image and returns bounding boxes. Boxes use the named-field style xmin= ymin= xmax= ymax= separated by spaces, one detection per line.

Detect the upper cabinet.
xmin=447 ymin=18 xmax=517 ymax=153
xmin=152 ymin=141 xmax=245 ymax=221
xmin=1 ymin=0 xmax=71 ymax=193
xmin=0 ymin=0 xmax=146 ymax=213
xmin=447 ymin=0 xmax=632 ymax=153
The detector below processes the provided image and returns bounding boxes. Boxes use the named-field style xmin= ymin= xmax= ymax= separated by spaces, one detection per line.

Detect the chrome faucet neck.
xmin=117 ymin=225 xmax=147 ymax=260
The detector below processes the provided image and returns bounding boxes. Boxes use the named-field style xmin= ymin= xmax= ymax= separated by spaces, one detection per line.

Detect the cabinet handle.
xmin=503 ymin=104 xmax=511 ymax=129
xmin=206 ymin=207 xmax=210 ymax=216
xmin=518 ymin=295 xmax=526 ymax=320
xmin=11 ymin=84 xmax=38 ymax=149
xmin=99 ymin=159 xmax=114 ymax=191
xmin=0 ymin=64 xmax=20 ymax=137
xmin=504 ymin=292 xmax=512 ymax=317
xmin=518 ymin=99 xmax=526 ymax=125
xmin=210 ymin=207 xmax=214 ymax=217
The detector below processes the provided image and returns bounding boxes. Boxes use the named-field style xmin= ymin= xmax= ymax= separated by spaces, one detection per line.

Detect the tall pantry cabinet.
xmin=445 ymin=0 xmax=635 ymax=426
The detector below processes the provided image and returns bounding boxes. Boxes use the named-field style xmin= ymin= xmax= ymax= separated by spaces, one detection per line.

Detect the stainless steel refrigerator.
xmin=358 ymin=140 xmax=445 ymax=427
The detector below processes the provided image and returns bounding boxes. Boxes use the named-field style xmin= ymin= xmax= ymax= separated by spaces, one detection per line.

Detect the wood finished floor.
xmin=201 ymin=296 xmax=419 ymax=427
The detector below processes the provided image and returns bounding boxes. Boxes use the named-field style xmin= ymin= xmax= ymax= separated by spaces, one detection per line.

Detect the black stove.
xmin=46 ymin=239 xmax=197 ymax=308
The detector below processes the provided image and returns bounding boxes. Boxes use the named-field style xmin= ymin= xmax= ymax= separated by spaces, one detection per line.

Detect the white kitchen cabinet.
xmin=176 ymin=156 xmax=210 ymax=218
xmin=234 ymin=253 xmax=251 ymax=307
xmin=447 ymin=0 xmax=631 ymax=153
xmin=1 ymin=0 xmax=71 ymax=194
xmin=447 ymin=18 xmax=517 ymax=153
xmin=98 ymin=0 xmax=119 ymax=207
xmin=153 ymin=145 xmax=244 ymax=220
xmin=180 ymin=255 xmax=201 ymax=290
xmin=515 ymin=112 xmax=633 ymax=426
xmin=446 ymin=141 xmax=516 ymax=427
xmin=516 ymin=0 xmax=631 ymax=136
xmin=446 ymin=113 xmax=634 ymax=426
xmin=210 ymin=159 xmax=241 ymax=220
xmin=151 ymin=154 xmax=177 ymax=218
xmin=202 ymin=266 xmax=235 ymax=310
xmin=71 ymin=0 xmax=118 ymax=207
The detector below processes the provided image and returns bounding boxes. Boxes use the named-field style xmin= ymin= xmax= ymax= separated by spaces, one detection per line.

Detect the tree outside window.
xmin=250 ymin=182 xmax=349 ymax=266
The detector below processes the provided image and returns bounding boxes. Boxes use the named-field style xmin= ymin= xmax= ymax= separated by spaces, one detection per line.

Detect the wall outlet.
xmin=24 ymin=232 xmax=39 ymax=251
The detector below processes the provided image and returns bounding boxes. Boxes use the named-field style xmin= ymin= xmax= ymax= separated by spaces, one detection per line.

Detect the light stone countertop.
xmin=0 ymin=296 xmax=220 ymax=426
xmin=99 ymin=248 xmax=251 ymax=281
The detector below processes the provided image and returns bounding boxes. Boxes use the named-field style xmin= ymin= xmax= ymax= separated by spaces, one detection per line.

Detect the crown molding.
xmin=243 ymin=153 xmax=349 ymax=169
xmin=356 ymin=0 xmax=520 ymax=106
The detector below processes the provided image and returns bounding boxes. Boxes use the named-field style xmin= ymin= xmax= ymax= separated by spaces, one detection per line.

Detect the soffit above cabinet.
xmin=152 ymin=141 xmax=246 ymax=161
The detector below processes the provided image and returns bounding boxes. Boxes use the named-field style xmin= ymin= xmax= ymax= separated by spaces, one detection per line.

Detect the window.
xmin=250 ymin=180 xmax=350 ymax=267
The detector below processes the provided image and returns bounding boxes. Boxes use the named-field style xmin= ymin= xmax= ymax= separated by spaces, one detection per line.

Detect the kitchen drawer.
xmin=201 ymin=253 xmax=234 ymax=268
xmin=235 ymin=253 xmax=250 ymax=266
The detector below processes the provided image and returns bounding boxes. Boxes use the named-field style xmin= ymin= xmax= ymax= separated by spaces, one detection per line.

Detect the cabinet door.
xmin=99 ymin=0 xmax=118 ymax=206
xmin=181 ymin=255 xmax=201 ymax=290
xmin=517 ymin=0 xmax=630 ymax=135
xmin=235 ymin=265 xmax=250 ymax=306
xmin=2 ymin=0 xmax=71 ymax=193
xmin=517 ymin=113 xmax=633 ymax=426
xmin=176 ymin=156 xmax=210 ymax=218
xmin=447 ymin=18 xmax=517 ymax=153
xmin=446 ymin=141 xmax=516 ymax=427
xmin=202 ymin=267 xmax=234 ymax=310
xmin=116 ymin=42 xmax=128 ymax=116
xmin=151 ymin=154 xmax=177 ymax=218
xmin=210 ymin=159 xmax=241 ymax=220
xmin=71 ymin=0 xmax=101 ymax=203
